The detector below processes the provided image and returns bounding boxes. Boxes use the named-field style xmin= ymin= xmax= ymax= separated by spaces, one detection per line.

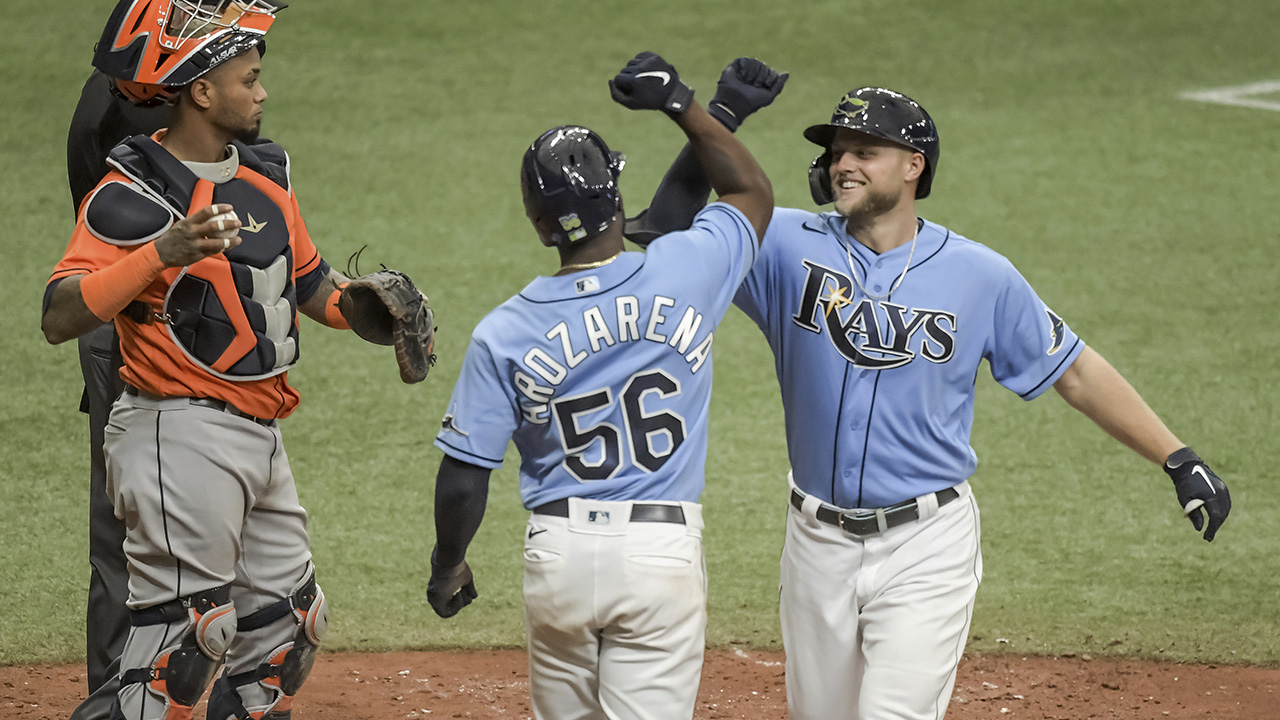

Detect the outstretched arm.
xmin=609 ymin=52 xmax=776 ymax=243
xmin=427 ymin=455 xmax=491 ymax=617
xmin=1053 ymin=346 xmax=1182 ymax=464
xmin=622 ymin=57 xmax=787 ymax=245
xmin=1054 ymin=346 xmax=1230 ymax=541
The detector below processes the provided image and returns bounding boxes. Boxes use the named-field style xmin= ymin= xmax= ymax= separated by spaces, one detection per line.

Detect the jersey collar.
xmin=518 ymin=251 xmax=646 ymax=304
xmin=815 ymin=213 xmax=947 ymax=270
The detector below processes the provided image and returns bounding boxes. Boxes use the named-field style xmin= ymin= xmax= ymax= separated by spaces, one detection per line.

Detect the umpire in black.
xmin=64 ymin=56 xmax=167 ymax=720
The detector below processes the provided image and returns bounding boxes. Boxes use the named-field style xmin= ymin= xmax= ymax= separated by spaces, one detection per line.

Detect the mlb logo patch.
xmin=575 ymin=276 xmax=600 ymax=294
xmin=587 ymin=510 xmax=611 ymax=524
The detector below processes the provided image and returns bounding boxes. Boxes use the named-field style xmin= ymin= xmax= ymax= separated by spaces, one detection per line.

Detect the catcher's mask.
xmin=93 ymin=0 xmax=284 ymax=91
xmin=521 ymin=125 xmax=626 ymax=246
xmin=804 ymin=87 xmax=939 ymax=204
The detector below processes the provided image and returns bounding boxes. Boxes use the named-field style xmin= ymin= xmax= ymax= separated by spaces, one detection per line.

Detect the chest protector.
xmin=105 ymin=135 xmax=300 ymax=381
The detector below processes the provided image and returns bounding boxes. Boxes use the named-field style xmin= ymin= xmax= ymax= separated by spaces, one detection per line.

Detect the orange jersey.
xmin=49 ymin=138 xmax=326 ymax=419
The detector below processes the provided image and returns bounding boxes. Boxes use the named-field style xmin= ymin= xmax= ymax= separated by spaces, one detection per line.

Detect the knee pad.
xmin=208 ymin=570 xmax=329 ymax=720
xmin=119 ymin=585 xmax=237 ymax=719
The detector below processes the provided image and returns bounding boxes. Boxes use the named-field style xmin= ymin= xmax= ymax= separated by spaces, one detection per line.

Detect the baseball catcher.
xmin=339 ymin=268 xmax=437 ymax=383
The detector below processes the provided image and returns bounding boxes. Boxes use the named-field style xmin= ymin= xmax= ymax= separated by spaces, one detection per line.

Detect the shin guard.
xmin=207 ymin=571 xmax=328 ymax=720
xmin=116 ymin=585 xmax=236 ymax=720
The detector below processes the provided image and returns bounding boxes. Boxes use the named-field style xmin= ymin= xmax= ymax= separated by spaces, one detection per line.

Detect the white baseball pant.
xmin=522 ymin=498 xmax=707 ymax=720
xmin=781 ymin=477 xmax=982 ymax=720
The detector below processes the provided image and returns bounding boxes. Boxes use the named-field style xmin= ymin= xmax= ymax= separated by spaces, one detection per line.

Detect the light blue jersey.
xmin=436 ymin=203 xmax=757 ymax=508
xmin=735 ymin=208 xmax=1084 ymax=508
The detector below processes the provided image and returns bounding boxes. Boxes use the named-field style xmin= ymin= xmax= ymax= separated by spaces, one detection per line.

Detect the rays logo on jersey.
xmin=791 ymin=259 xmax=957 ymax=369
xmin=1045 ymin=307 xmax=1066 ymax=355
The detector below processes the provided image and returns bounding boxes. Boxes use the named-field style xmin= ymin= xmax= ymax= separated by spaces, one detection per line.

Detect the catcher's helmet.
xmin=92 ymin=0 xmax=283 ymax=91
xmin=521 ymin=126 xmax=626 ymax=245
xmin=804 ymin=87 xmax=939 ymax=203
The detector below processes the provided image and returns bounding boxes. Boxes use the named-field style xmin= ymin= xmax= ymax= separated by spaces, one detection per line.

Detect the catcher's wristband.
xmin=324 ymin=285 xmax=350 ymax=329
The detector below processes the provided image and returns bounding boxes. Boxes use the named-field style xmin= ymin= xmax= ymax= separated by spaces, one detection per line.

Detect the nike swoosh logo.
xmin=636 ymin=71 xmax=671 ymax=86
xmin=527 ymin=528 xmax=548 ymax=539
xmin=1191 ymin=465 xmax=1216 ymax=495
xmin=242 ymin=213 xmax=268 ymax=234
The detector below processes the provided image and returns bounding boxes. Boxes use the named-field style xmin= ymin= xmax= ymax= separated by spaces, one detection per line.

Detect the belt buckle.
xmin=838 ymin=508 xmax=882 ymax=537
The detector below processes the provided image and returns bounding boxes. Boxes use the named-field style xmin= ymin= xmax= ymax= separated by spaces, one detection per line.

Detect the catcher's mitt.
xmin=339 ymin=269 xmax=436 ymax=383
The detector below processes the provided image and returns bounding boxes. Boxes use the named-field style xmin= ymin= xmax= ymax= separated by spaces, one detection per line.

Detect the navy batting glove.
xmin=708 ymin=57 xmax=789 ymax=132
xmin=427 ymin=546 xmax=478 ymax=618
xmin=1163 ymin=447 xmax=1231 ymax=542
xmin=609 ymin=51 xmax=694 ymax=115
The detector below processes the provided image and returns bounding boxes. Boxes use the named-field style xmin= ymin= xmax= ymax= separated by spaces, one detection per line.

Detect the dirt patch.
xmin=3 ymin=649 xmax=1276 ymax=719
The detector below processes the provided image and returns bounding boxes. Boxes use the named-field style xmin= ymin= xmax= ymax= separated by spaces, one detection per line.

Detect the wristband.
xmin=325 ymin=284 xmax=350 ymax=329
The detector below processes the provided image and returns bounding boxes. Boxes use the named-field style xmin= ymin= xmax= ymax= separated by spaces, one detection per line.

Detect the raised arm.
xmin=42 ymin=203 xmax=242 ymax=345
xmin=622 ymin=57 xmax=787 ymax=245
xmin=609 ymin=52 xmax=775 ymax=243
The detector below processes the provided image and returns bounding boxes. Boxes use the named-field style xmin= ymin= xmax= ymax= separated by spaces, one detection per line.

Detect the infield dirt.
xmin=4 ymin=649 xmax=1275 ymax=719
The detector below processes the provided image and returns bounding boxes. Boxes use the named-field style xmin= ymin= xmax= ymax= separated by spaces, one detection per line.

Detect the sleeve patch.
xmin=85 ymin=181 xmax=174 ymax=246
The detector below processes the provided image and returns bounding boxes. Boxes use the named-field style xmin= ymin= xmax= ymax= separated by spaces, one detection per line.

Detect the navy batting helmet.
xmin=521 ymin=126 xmax=626 ymax=245
xmin=804 ymin=87 xmax=939 ymax=203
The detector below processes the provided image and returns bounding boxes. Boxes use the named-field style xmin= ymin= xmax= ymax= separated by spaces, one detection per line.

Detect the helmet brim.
xmin=802 ymin=123 xmax=838 ymax=148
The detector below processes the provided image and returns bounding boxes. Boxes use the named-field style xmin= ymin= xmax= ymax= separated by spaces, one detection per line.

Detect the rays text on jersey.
xmin=792 ymin=259 xmax=957 ymax=369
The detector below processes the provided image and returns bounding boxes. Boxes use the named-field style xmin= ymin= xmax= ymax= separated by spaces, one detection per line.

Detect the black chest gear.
xmin=101 ymin=135 xmax=302 ymax=381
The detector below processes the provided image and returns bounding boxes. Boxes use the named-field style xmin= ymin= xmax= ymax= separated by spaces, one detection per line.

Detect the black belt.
xmin=791 ymin=486 xmax=961 ymax=537
xmin=124 ymin=384 xmax=275 ymax=427
xmin=532 ymin=498 xmax=686 ymax=524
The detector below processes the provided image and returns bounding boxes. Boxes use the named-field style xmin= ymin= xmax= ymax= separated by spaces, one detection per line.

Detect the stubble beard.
xmin=232 ymin=121 xmax=261 ymax=145
xmin=838 ymin=185 xmax=901 ymax=236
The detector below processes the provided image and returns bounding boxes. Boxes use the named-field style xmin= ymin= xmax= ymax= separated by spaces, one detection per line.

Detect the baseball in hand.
xmin=208 ymin=210 xmax=240 ymax=240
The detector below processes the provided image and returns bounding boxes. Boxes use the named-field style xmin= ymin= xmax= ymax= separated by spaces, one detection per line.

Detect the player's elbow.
xmin=41 ymin=312 xmax=74 ymax=345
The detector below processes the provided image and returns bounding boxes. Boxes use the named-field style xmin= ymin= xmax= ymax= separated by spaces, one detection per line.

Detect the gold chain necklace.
xmin=560 ymin=251 xmax=622 ymax=273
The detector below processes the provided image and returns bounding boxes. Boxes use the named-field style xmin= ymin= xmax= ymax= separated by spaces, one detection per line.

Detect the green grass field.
xmin=3 ymin=0 xmax=1277 ymax=668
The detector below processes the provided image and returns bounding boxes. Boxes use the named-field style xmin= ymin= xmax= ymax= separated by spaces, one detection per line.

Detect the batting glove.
xmin=609 ymin=51 xmax=694 ymax=115
xmin=1163 ymin=447 xmax=1231 ymax=542
xmin=427 ymin=546 xmax=478 ymax=618
xmin=708 ymin=57 xmax=789 ymax=132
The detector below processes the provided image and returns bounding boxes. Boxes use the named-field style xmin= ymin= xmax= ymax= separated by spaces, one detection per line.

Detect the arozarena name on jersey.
xmin=793 ymin=260 xmax=957 ymax=369
xmin=513 ymin=294 xmax=714 ymax=424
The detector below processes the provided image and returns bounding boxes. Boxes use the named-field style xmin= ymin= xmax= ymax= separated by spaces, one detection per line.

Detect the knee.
xmin=116 ymin=585 xmax=237 ymax=716
xmin=207 ymin=569 xmax=329 ymax=720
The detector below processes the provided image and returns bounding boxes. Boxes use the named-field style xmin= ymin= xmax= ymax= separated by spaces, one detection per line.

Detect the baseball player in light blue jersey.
xmin=630 ymin=76 xmax=1231 ymax=720
xmin=426 ymin=51 xmax=774 ymax=720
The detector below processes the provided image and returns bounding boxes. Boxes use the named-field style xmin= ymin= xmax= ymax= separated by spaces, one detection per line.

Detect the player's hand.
xmin=427 ymin=547 xmax=478 ymax=618
xmin=1163 ymin=447 xmax=1231 ymax=542
xmin=708 ymin=57 xmax=789 ymax=132
xmin=609 ymin=51 xmax=694 ymax=115
xmin=154 ymin=203 xmax=242 ymax=267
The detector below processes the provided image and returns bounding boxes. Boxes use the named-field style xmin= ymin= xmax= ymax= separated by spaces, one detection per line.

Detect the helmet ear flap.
xmin=808 ymin=150 xmax=833 ymax=206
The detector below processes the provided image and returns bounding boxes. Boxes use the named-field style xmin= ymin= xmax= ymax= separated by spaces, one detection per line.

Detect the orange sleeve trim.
xmin=79 ymin=243 xmax=166 ymax=321
xmin=324 ymin=285 xmax=350 ymax=329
